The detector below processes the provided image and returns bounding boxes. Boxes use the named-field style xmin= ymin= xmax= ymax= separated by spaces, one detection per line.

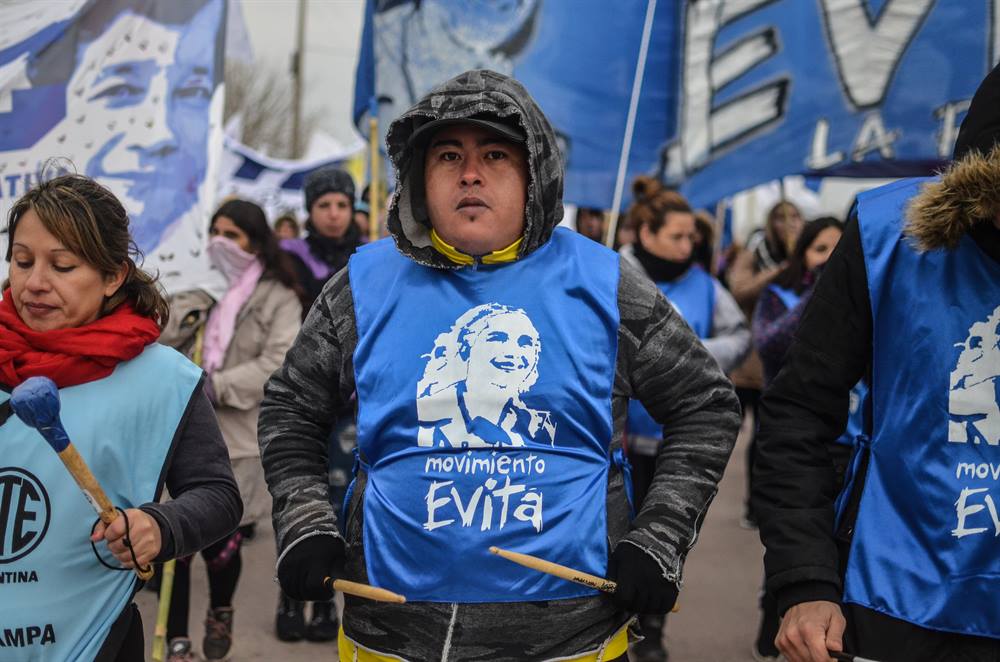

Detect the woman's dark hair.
xmin=210 ymin=199 xmax=303 ymax=297
xmin=626 ymin=176 xmax=693 ymax=235
xmin=5 ymin=173 xmax=170 ymax=327
xmin=773 ymin=216 xmax=845 ymax=293
xmin=692 ymin=209 xmax=716 ymax=273
xmin=761 ymin=201 xmax=803 ymax=264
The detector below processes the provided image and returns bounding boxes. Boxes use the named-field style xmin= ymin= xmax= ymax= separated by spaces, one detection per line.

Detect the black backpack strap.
xmin=0 ymin=400 xmax=11 ymax=427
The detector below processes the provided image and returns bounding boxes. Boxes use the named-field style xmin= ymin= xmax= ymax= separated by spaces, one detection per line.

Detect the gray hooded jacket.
xmin=259 ymin=70 xmax=740 ymax=661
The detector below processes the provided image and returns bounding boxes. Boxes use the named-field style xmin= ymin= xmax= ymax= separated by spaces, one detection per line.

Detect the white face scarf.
xmin=207 ymin=235 xmax=259 ymax=284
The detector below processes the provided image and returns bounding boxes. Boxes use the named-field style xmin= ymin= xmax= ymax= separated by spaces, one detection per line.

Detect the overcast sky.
xmin=239 ymin=0 xmax=365 ymax=151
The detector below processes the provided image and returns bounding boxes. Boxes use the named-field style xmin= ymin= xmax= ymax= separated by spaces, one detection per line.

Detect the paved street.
xmin=138 ymin=416 xmax=766 ymax=661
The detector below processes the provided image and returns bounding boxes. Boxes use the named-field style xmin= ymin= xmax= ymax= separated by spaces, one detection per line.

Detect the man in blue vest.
xmin=259 ymin=69 xmax=740 ymax=661
xmin=753 ymin=65 xmax=1000 ymax=662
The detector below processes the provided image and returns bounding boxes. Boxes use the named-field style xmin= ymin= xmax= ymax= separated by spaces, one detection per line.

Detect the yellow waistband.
xmin=430 ymin=228 xmax=522 ymax=265
xmin=337 ymin=622 xmax=629 ymax=662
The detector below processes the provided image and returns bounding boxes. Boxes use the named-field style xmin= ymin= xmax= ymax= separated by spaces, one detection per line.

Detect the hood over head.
xmin=905 ymin=64 xmax=1000 ymax=251
xmin=385 ymin=69 xmax=564 ymax=268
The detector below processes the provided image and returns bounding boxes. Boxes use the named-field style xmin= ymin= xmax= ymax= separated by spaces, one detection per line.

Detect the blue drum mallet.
xmin=10 ymin=376 xmax=154 ymax=580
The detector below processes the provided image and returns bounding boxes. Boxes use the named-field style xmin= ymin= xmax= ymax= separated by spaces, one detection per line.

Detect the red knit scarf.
xmin=0 ymin=290 xmax=161 ymax=388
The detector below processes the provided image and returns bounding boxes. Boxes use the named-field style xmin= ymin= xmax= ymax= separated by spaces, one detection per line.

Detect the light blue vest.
xmin=349 ymin=228 xmax=619 ymax=602
xmin=767 ymin=284 xmax=868 ymax=447
xmin=845 ymin=178 xmax=1000 ymax=638
xmin=0 ymin=344 xmax=200 ymax=660
xmin=627 ymin=265 xmax=715 ymax=439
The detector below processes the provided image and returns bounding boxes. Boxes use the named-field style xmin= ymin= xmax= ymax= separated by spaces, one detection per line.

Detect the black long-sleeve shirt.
xmin=143 ymin=384 xmax=243 ymax=560
xmin=751 ymin=214 xmax=1000 ymax=615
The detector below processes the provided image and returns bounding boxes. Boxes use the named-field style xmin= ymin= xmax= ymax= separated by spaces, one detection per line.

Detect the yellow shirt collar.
xmin=430 ymin=229 xmax=522 ymax=265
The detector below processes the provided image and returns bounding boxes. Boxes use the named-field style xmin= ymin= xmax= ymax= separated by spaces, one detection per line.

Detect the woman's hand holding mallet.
xmin=10 ymin=376 xmax=155 ymax=580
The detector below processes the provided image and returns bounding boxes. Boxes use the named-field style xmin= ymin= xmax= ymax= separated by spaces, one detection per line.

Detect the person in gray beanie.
xmin=281 ymin=166 xmax=362 ymax=308
xmin=274 ymin=165 xmax=362 ymax=643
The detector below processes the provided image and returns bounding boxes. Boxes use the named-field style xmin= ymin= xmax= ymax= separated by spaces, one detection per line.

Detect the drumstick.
xmin=490 ymin=546 xmax=616 ymax=591
xmin=323 ymin=576 xmax=407 ymax=603
xmin=489 ymin=546 xmax=680 ymax=612
xmin=10 ymin=376 xmax=154 ymax=581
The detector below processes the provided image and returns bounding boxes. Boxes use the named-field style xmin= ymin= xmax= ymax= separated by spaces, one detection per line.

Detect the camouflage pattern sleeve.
xmin=614 ymin=260 xmax=741 ymax=583
xmin=258 ymin=268 xmax=358 ymax=561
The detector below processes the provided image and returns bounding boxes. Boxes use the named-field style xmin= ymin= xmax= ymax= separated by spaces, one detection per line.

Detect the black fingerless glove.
xmin=277 ymin=535 xmax=346 ymax=601
xmin=607 ymin=542 xmax=679 ymax=615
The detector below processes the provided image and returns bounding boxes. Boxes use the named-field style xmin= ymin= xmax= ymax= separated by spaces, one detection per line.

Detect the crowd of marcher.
xmin=1 ymin=63 xmax=998 ymax=662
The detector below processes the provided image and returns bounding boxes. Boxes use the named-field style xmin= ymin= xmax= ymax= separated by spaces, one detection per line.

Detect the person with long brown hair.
xmin=158 ymin=198 xmax=302 ymax=661
xmin=0 ymin=173 xmax=241 ymax=661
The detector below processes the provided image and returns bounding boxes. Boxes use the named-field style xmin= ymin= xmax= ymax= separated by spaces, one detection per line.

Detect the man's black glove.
xmin=277 ymin=535 xmax=346 ymax=601
xmin=607 ymin=542 xmax=679 ymax=615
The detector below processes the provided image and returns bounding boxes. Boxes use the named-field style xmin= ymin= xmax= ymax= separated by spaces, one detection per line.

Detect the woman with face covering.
xmin=158 ymin=200 xmax=302 ymax=661
xmin=281 ymin=167 xmax=362 ymax=310
xmin=618 ymin=176 xmax=750 ymax=662
xmin=0 ymin=174 xmax=241 ymax=662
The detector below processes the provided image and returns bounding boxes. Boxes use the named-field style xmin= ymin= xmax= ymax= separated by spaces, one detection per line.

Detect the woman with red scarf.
xmin=0 ymin=174 xmax=242 ymax=662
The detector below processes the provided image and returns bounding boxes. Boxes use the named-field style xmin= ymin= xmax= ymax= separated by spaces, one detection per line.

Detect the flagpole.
xmin=606 ymin=0 xmax=657 ymax=248
xmin=368 ymin=97 xmax=380 ymax=242
xmin=291 ymin=0 xmax=307 ymax=158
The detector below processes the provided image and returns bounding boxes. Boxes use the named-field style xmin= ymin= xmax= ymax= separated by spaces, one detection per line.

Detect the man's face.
xmin=70 ymin=9 xmax=216 ymax=253
xmin=577 ymin=209 xmax=604 ymax=242
xmin=466 ymin=312 xmax=539 ymax=393
xmin=424 ymin=123 xmax=528 ymax=256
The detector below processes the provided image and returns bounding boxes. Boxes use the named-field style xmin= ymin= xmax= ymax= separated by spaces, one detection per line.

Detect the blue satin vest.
xmin=767 ymin=284 xmax=868 ymax=447
xmin=349 ymin=228 xmax=619 ymax=602
xmin=845 ymin=178 xmax=1000 ymax=638
xmin=0 ymin=344 xmax=200 ymax=660
xmin=627 ymin=266 xmax=715 ymax=439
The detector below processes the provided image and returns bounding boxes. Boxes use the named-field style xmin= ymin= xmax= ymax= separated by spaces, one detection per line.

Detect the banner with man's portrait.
xmin=0 ymin=0 xmax=226 ymax=293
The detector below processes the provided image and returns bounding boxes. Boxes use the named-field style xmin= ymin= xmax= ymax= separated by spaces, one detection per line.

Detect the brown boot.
xmin=202 ymin=607 xmax=234 ymax=660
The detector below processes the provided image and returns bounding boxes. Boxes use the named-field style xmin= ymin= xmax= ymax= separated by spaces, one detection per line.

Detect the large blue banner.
xmin=355 ymin=0 xmax=990 ymax=209
xmin=0 ymin=0 xmax=226 ymax=293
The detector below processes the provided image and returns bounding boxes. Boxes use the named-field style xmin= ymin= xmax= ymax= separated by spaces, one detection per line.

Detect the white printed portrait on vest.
xmin=949 ymin=304 xmax=1000 ymax=445
xmin=417 ymin=303 xmax=557 ymax=448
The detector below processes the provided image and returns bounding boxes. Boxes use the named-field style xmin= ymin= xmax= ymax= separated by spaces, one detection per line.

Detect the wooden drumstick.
xmin=323 ymin=576 xmax=407 ymax=603
xmin=490 ymin=546 xmax=616 ymax=591
xmin=489 ymin=546 xmax=680 ymax=612
xmin=11 ymin=377 xmax=155 ymax=581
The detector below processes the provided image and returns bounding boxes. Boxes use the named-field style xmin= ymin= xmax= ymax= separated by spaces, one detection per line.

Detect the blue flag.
xmin=354 ymin=0 xmax=988 ymax=209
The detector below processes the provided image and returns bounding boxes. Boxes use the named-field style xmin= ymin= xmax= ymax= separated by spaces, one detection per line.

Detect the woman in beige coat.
xmin=161 ymin=199 xmax=302 ymax=662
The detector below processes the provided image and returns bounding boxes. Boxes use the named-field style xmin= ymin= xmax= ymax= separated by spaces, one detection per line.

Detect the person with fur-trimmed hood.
xmin=752 ymin=65 xmax=1000 ymax=662
xmin=258 ymin=69 xmax=739 ymax=661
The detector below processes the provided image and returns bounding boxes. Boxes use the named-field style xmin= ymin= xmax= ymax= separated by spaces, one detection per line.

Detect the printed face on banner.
xmin=417 ymin=303 xmax=555 ymax=449
xmin=67 ymin=10 xmax=215 ymax=253
xmin=0 ymin=0 xmax=222 ymax=292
